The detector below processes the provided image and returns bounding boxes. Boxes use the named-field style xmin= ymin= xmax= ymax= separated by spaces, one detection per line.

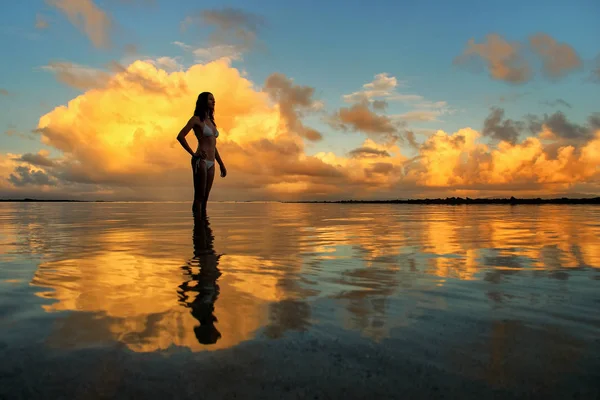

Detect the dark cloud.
xmin=527 ymin=111 xmax=591 ymax=141
xmin=482 ymin=107 xmax=524 ymax=144
xmin=349 ymin=147 xmax=391 ymax=158
xmin=484 ymin=108 xmax=596 ymax=144
xmin=8 ymin=166 xmax=55 ymax=187
xmin=372 ymin=100 xmax=388 ymax=111
xmin=263 ymin=73 xmax=323 ymax=141
xmin=541 ymin=99 xmax=572 ymax=109
xmin=17 ymin=153 xmax=55 ymax=167
xmin=404 ymin=130 xmax=419 ymax=149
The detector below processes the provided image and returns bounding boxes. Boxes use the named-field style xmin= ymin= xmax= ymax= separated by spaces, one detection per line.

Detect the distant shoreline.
xmin=1 ymin=197 xmax=600 ymax=205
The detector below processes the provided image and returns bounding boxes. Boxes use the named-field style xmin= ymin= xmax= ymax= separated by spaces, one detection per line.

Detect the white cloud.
xmin=173 ymin=41 xmax=242 ymax=64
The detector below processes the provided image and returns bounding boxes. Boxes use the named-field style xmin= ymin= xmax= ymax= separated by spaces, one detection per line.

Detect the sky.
xmin=1 ymin=0 xmax=600 ymax=201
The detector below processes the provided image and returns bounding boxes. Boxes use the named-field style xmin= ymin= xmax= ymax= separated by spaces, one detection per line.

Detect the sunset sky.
xmin=1 ymin=0 xmax=600 ymax=201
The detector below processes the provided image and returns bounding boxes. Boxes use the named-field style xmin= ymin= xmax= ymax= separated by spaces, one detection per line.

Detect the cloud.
xmin=454 ymin=33 xmax=584 ymax=84
xmin=454 ymin=33 xmax=531 ymax=84
xmin=529 ymin=33 xmax=582 ymax=79
xmin=5 ymin=59 xmax=352 ymax=201
xmin=0 ymin=88 xmax=10 ymax=96
xmin=15 ymin=150 xmax=56 ymax=167
xmin=35 ymin=13 xmax=49 ymax=29
xmin=404 ymin=127 xmax=600 ymax=190
xmin=5 ymin=128 xmax=36 ymax=141
xmin=181 ymin=7 xmax=265 ymax=58
xmin=372 ymin=100 xmax=387 ymax=111
xmin=46 ymin=0 xmax=112 ymax=49
xmin=343 ymin=73 xmax=421 ymax=104
xmin=527 ymin=111 xmax=595 ymax=142
xmin=482 ymin=107 xmax=598 ymax=145
xmin=541 ymin=99 xmax=572 ymax=109
xmin=8 ymin=165 xmax=56 ymax=187
xmin=263 ymin=73 xmax=323 ymax=141
xmin=4 ymin=57 xmax=600 ymax=201
xmin=41 ymin=61 xmax=110 ymax=90
xmin=41 ymin=60 xmax=188 ymax=93
xmin=328 ymin=103 xmax=401 ymax=140
xmin=348 ymin=147 xmax=391 ymax=159
xmin=482 ymin=107 xmax=524 ymax=144
xmin=173 ymin=41 xmax=243 ymax=64
xmin=340 ymin=73 xmax=453 ymax=131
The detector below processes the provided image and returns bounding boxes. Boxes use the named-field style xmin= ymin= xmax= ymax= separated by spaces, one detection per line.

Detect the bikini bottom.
xmin=192 ymin=157 xmax=215 ymax=174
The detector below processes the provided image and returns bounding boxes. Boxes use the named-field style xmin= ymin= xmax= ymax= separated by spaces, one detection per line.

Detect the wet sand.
xmin=2 ymin=322 xmax=599 ymax=400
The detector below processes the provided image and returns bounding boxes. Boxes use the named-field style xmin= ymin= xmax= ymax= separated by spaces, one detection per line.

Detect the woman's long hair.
xmin=193 ymin=92 xmax=216 ymax=127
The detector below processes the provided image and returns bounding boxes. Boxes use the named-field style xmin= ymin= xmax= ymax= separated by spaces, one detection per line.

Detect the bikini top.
xmin=202 ymin=123 xmax=219 ymax=138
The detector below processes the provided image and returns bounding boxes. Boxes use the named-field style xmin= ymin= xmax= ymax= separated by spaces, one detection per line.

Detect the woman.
xmin=177 ymin=92 xmax=227 ymax=216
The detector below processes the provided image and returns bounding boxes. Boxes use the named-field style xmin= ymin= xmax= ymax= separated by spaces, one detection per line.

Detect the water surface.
xmin=1 ymin=202 xmax=599 ymax=398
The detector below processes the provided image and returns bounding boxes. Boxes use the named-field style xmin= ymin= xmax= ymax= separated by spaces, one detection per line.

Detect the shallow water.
xmin=1 ymin=202 xmax=599 ymax=398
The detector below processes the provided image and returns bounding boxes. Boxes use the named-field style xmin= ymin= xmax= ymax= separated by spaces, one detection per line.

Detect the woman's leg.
xmin=202 ymin=164 xmax=216 ymax=215
xmin=192 ymin=158 xmax=207 ymax=213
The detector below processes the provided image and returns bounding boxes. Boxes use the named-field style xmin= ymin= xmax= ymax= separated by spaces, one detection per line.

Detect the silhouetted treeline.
xmin=0 ymin=198 xmax=107 ymax=202
xmin=289 ymin=196 xmax=600 ymax=205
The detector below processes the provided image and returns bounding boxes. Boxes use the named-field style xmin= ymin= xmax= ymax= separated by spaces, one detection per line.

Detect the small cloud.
xmin=123 ymin=43 xmax=137 ymax=55
xmin=180 ymin=7 xmax=266 ymax=57
xmin=147 ymin=56 xmax=183 ymax=72
xmin=35 ymin=13 xmax=50 ymax=29
xmin=455 ymin=33 xmax=584 ymax=84
xmin=348 ymin=146 xmax=391 ymax=158
xmin=540 ymin=99 xmax=572 ymax=109
xmin=372 ymin=100 xmax=387 ymax=111
xmin=328 ymin=103 xmax=401 ymax=141
xmin=482 ymin=107 xmax=524 ymax=144
xmin=263 ymin=73 xmax=323 ymax=141
xmin=41 ymin=61 xmax=110 ymax=90
xmin=0 ymin=88 xmax=11 ymax=96
xmin=529 ymin=33 xmax=582 ymax=79
xmin=173 ymin=41 xmax=241 ymax=63
xmin=46 ymin=0 xmax=112 ymax=49
xmin=454 ymin=33 xmax=531 ymax=84
xmin=5 ymin=129 xmax=36 ymax=141
xmin=17 ymin=151 xmax=55 ymax=167
xmin=342 ymin=73 xmax=410 ymax=104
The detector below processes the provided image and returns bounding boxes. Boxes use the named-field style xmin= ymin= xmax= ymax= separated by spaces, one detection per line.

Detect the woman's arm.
xmin=176 ymin=116 xmax=199 ymax=157
xmin=215 ymin=147 xmax=227 ymax=177
xmin=215 ymin=147 xmax=225 ymax=167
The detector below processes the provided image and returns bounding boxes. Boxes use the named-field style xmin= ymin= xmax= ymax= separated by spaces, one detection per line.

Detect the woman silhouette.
xmin=177 ymin=92 xmax=227 ymax=216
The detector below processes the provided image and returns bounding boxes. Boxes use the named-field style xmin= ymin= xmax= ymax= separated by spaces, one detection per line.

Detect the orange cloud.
xmin=405 ymin=127 xmax=600 ymax=189
xmin=3 ymin=57 xmax=600 ymax=201
xmin=529 ymin=33 xmax=582 ymax=79
xmin=455 ymin=33 xmax=583 ymax=84
xmin=46 ymin=0 xmax=112 ymax=49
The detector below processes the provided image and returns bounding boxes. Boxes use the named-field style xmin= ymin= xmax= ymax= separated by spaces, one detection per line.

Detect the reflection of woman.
xmin=177 ymin=92 xmax=227 ymax=216
xmin=178 ymin=215 xmax=222 ymax=345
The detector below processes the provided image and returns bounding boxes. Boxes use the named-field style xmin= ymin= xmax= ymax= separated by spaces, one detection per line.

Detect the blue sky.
xmin=2 ymin=0 xmax=599 ymax=154
xmin=1 ymin=0 xmax=599 ymax=200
